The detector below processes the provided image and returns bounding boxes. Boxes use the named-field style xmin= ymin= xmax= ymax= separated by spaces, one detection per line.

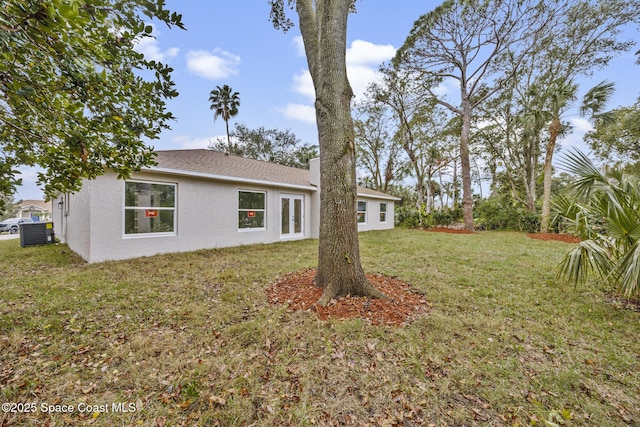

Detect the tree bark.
xmin=296 ymin=0 xmax=385 ymax=305
xmin=460 ymin=98 xmax=474 ymax=231
xmin=540 ymin=116 xmax=560 ymax=233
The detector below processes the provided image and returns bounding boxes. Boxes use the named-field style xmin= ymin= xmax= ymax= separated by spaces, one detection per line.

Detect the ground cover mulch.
xmin=526 ymin=233 xmax=581 ymax=243
xmin=265 ymin=269 xmax=432 ymax=327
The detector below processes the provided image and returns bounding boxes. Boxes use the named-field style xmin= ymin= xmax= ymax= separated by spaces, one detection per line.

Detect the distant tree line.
xmin=352 ymin=0 xmax=640 ymax=233
xmin=208 ymin=123 xmax=318 ymax=170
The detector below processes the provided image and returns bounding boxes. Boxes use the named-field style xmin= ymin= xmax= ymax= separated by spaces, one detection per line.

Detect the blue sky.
xmin=14 ymin=1 xmax=640 ymax=201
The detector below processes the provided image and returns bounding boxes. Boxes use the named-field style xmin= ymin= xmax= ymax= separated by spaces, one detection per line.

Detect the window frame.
xmin=357 ymin=200 xmax=367 ymax=224
xmin=238 ymin=189 xmax=267 ymax=231
xmin=123 ymin=180 xmax=177 ymax=238
xmin=380 ymin=202 xmax=387 ymax=223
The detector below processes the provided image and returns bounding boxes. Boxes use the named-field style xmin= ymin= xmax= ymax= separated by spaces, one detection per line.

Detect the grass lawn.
xmin=1 ymin=229 xmax=638 ymax=426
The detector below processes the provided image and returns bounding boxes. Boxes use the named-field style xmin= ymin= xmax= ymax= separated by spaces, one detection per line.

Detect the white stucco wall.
xmin=61 ymin=171 xmax=316 ymax=263
xmin=309 ymin=158 xmax=321 ymax=239
xmin=356 ymin=198 xmax=396 ymax=232
xmin=308 ymin=158 xmax=396 ymax=236
xmin=58 ymin=163 xmax=399 ymax=263
xmin=53 ymin=184 xmax=91 ymax=261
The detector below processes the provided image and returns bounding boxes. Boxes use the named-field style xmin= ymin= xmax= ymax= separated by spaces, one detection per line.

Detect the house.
xmin=16 ymin=200 xmax=52 ymax=221
xmin=53 ymin=149 xmax=400 ymax=263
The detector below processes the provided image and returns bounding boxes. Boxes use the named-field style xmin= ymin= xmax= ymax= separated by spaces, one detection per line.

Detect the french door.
xmin=280 ymin=194 xmax=304 ymax=239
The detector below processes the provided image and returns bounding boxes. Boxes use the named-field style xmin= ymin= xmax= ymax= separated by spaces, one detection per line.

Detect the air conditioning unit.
xmin=19 ymin=222 xmax=56 ymax=247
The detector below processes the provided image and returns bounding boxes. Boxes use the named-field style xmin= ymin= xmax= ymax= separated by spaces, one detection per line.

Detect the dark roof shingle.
xmin=151 ymin=149 xmax=400 ymax=200
xmin=153 ymin=149 xmax=312 ymax=188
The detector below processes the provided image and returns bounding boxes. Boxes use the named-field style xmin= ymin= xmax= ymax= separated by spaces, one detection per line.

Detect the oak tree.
xmin=209 ymin=123 xmax=318 ymax=169
xmin=0 ymin=0 xmax=184 ymax=206
xmin=270 ymin=0 xmax=385 ymax=304
xmin=585 ymin=99 xmax=640 ymax=162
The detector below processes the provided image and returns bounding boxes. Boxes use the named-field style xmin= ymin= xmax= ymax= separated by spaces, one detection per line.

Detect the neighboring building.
xmin=53 ymin=150 xmax=400 ymax=263
xmin=16 ymin=200 xmax=52 ymax=221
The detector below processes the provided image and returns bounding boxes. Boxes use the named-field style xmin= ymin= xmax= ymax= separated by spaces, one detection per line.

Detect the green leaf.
xmin=0 ymin=0 xmax=184 ymax=199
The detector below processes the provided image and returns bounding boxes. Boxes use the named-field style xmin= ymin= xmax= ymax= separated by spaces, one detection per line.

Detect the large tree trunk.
xmin=524 ymin=133 xmax=539 ymax=213
xmin=540 ymin=116 xmax=560 ymax=233
xmin=452 ymin=158 xmax=458 ymax=207
xmin=460 ymin=100 xmax=474 ymax=231
xmin=296 ymin=0 xmax=385 ymax=305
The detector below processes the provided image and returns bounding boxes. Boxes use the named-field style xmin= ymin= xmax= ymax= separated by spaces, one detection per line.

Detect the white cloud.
xmin=289 ymin=39 xmax=397 ymax=103
xmin=432 ymin=77 xmax=459 ymax=98
xmin=291 ymin=36 xmax=396 ymax=104
xmin=561 ymin=117 xmax=593 ymax=152
xmin=133 ymin=24 xmax=179 ymax=63
xmin=281 ymin=39 xmax=397 ymax=122
xmin=292 ymin=69 xmax=315 ymax=99
xmin=346 ymin=39 xmax=395 ymax=66
xmin=347 ymin=65 xmax=381 ymax=101
xmin=278 ymin=103 xmax=317 ymax=124
xmin=570 ymin=117 xmax=593 ymax=134
xmin=292 ymin=36 xmax=306 ymax=57
xmin=135 ymin=38 xmax=179 ymax=63
xmin=14 ymin=166 xmax=45 ymax=201
xmin=346 ymin=39 xmax=396 ymax=101
xmin=185 ymin=49 xmax=240 ymax=80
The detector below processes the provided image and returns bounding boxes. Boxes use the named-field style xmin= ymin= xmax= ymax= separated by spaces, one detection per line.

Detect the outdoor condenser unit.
xmin=19 ymin=222 xmax=55 ymax=247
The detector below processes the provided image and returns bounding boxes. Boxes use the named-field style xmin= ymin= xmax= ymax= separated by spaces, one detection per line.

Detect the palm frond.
xmin=556 ymin=148 xmax=640 ymax=297
xmin=614 ymin=240 xmax=640 ymax=298
xmin=580 ymin=80 xmax=615 ymax=119
xmin=557 ymin=149 xmax=607 ymax=200
xmin=552 ymin=194 xmax=591 ymax=239
xmin=556 ymin=239 xmax=613 ymax=287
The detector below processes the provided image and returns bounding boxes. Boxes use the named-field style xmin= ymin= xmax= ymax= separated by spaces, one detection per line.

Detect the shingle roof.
xmin=151 ymin=149 xmax=400 ymax=200
xmin=356 ymin=186 xmax=401 ymax=200
xmin=153 ymin=149 xmax=312 ymax=188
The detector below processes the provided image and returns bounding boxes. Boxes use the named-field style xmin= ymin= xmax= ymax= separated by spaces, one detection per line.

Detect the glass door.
xmin=280 ymin=194 xmax=304 ymax=239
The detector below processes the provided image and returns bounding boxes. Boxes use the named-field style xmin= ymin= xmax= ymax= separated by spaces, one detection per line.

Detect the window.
xmin=124 ymin=181 xmax=176 ymax=235
xmin=380 ymin=203 xmax=387 ymax=223
xmin=239 ymin=191 xmax=266 ymax=230
xmin=357 ymin=200 xmax=367 ymax=223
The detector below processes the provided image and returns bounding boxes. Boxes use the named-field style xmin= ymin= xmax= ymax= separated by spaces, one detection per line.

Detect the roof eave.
xmin=147 ymin=167 xmax=317 ymax=192
xmin=356 ymin=193 xmax=402 ymax=201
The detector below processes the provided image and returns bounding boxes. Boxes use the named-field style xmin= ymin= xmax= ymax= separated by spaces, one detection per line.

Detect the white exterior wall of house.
xmin=309 ymin=158 xmax=321 ymax=239
xmin=55 ymin=171 xmax=315 ymax=263
xmin=54 ymin=183 xmax=92 ymax=261
xmin=308 ymin=158 xmax=397 ymax=236
xmin=17 ymin=201 xmax=52 ymax=221
xmin=356 ymin=197 xmax=396 ymax=232
xmin=54 ymin=156 xmax=398 ymax=264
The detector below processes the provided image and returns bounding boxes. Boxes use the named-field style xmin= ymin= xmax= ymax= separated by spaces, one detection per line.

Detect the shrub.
xmin=428 ymin=206 xmax=462 ymax=227
xmin=395 ymin=206 xmax=420 ymax=228
xmin=474 ymin=197 xmax=540 ymax=232
xmin=555 ymin=150 xmax=640 ymax=297
xmin=396 ymin=205 xmax=463 ymax=229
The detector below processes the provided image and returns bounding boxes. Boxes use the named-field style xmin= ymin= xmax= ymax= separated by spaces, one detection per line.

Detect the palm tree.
xmin=208 ymin=85 xmax=240 ymax=150
xmin=555 ymin=150 xmax=640 ymax=298
xmin=538 ymin=80 xmax=614 ymax=233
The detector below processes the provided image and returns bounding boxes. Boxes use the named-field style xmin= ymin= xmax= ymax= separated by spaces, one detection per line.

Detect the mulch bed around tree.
xmin=422 ymin=227 xmax=476 ymax=234
xmin=526 ymin=233 xmax=581 ymax=243
xmin=265 ymin=269 xmax=433 ymax=327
